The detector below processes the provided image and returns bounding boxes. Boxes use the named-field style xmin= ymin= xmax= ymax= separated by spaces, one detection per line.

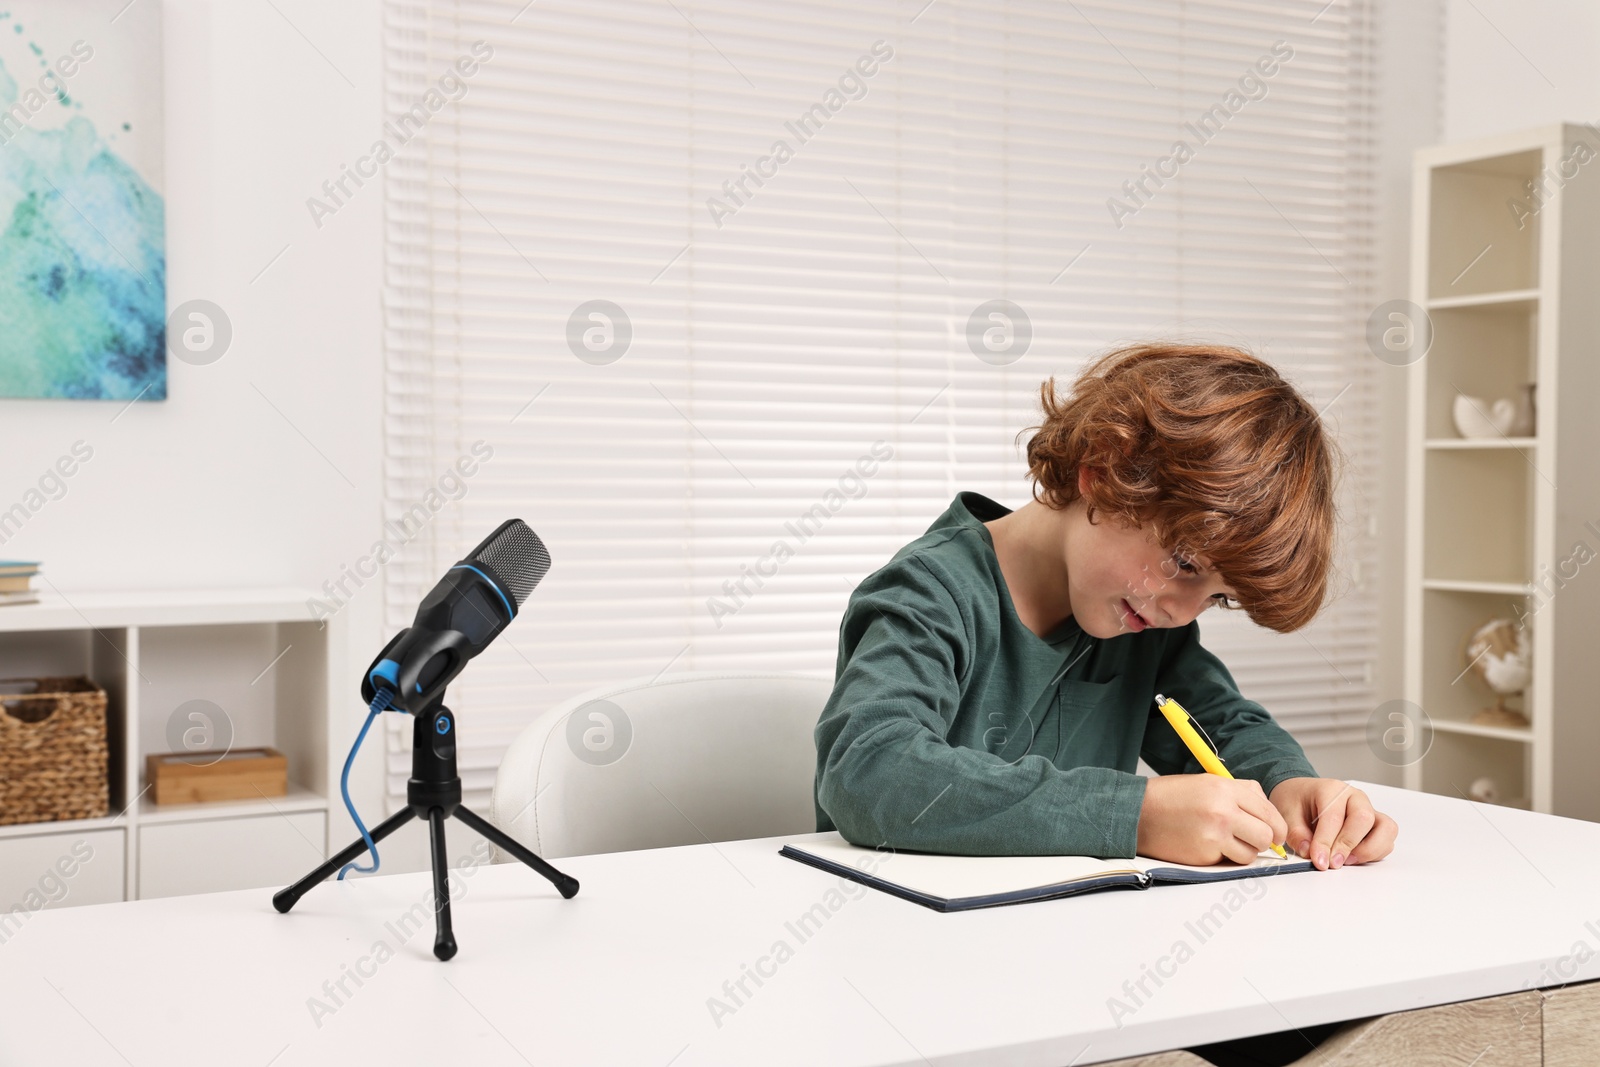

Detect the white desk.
xmin=1 ymin=781 xmax=1595 ymax=1066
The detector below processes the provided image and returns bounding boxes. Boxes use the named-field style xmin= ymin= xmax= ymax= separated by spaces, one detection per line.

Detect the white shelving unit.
xmin=1404 ymin=123 xmax=1600 ymax=818
xmin=0 ymin=589 xmax=344 ymax=911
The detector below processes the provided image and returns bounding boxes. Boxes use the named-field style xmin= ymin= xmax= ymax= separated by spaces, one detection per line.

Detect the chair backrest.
xmin=488 ymin=670 xmax=834 ymax=860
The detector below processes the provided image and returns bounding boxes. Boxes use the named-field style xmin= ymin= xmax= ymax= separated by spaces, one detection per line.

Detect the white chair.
xmin=488 ymin=670 xmax=834 ymax=860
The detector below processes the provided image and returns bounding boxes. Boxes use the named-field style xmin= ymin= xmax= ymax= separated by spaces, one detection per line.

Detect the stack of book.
xmin=0 ymin=561 xmax=41 ymax=607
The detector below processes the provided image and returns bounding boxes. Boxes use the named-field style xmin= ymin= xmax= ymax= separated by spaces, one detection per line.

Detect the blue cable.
xmin=338 ymin=687 xmax=396 ymax=880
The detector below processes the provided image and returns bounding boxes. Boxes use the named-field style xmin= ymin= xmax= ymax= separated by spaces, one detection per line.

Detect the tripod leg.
xmin=272 ymin=807 xmax=417 ymax=913
xmin=453 ymin=805 xmax=580 ymax=899
xmin=428 ymin=807 xmax=458 ymax=961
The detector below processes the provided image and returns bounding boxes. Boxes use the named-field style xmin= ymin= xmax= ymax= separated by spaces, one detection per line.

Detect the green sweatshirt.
xmin=813 ymin=491 xmax=1318 ymax=858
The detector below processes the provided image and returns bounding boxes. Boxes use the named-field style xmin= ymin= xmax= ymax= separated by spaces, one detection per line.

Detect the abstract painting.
xmin=0 ymin=1 xmax=165 ymax=400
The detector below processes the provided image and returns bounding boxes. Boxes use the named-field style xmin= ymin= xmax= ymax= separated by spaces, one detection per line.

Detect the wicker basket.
xmin=0 ymin=676 xmax=110 ymax=826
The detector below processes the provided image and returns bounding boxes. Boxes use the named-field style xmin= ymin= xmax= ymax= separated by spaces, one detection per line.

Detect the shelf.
xmin=1431 ymin=718 xmax=1533 ymax=743
xmin=1419 ymin=730 xmax=1530 ymax=807
xmin=0 ymin=590 xmax=340 ymax=905
xmin=1423 ymin=449 xmax=1532 ymax=586
xmin=1427 ymin=289 xmax=1539 ymax=310
xmin=1407 ymin=123 xmax=1600 ymax=820
xmin=0 ymin=813 xmax=128 ymax=841
xmin=0 ymin=587 xmax=316 ymax=634
xmin=1421 ymin=579 xmax=1531 ymax=595
xmin=1419 ymin=301 xmax=1537 ymax=439
xmin=1426 ymin=150 xmax=1542 ymax=297
xmin=1425 ymin=437 xmax=1537 ymax=450
xmin=0 ymin=785 xmax=329 ymax=836
xmin=138 ymin=783 xmax=328 ymax=825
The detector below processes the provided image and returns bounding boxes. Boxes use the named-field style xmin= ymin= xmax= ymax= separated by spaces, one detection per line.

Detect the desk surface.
xmin=2 ymin=781 xmax=1596 ymax=1067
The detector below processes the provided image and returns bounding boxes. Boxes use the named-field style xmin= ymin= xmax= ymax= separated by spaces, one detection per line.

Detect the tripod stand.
xmin=273 ymin=696 xmax=579 ymax=960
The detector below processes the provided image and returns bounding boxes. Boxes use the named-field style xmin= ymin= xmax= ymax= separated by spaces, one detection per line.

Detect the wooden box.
xmin=146 ymin=747 xmax=287 ymax=805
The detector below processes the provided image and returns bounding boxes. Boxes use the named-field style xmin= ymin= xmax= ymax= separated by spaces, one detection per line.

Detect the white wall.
xmin=1444 ymin=0 xmax=1600 ymax=141
xmin=0 ymin=0 xmax=464 ymax=874
xmin=1305 ymin=0 xmax=1445 ymax=791
xmin=2 ymin=0 xmax=1520 ymax=882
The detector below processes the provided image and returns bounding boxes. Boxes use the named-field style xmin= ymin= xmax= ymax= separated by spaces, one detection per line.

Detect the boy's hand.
xmin=1269 ymin=777 xmax=1398 ymax=870
xmin=1136 ymin=774 xmax=1289 ymax=866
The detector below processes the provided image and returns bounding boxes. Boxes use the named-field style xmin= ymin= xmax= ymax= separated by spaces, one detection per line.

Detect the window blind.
xmin=381 ymin=0 xmax=1379 ymax=809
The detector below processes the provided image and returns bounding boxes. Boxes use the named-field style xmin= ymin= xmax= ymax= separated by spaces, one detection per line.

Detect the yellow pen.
xmin=1153 ymin=692 xmax=1289 ymax=859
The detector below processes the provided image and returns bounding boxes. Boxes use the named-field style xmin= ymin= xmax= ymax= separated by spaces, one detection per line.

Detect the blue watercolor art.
xmin=0 ymin=4 xmax=165 ymax=400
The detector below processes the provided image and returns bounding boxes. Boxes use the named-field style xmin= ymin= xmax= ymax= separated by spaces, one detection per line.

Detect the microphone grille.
xmin=468 ymin=519 xmax=550 ymax=608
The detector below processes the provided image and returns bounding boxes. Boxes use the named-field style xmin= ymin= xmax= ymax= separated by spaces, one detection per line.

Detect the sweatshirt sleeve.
xmin=1142 ymin=618 xmax=1319 ymax=797
xmin=813 ymin=557 xmax=1148 ymax=858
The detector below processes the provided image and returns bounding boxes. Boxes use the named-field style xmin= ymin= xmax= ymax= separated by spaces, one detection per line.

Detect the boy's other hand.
xmin=1136 ymin=774 xmax=1289 ymax=866
xmin=1269 ymin=777 xmax=1398 ymax=870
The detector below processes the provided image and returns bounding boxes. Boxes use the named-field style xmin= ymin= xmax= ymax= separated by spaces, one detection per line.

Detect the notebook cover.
xmin=779 ymin=843 xmax=1150 ymax=913
xmin=779 ymin=840 xmax=1313 ymax=912
xmin=1143 ymin=859 xmax=1314 ymax=884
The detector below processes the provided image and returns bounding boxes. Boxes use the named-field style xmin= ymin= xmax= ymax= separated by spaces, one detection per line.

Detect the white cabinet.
xmin=1404 ymin=124 xmax=1600 ymax=818
xmin=138 ymin=811 xmax=327 ymax=898
xmin=0 ymin=589 xmax=342 ymax=904
xmin=0 ymin=827 xmax=126 ymax=929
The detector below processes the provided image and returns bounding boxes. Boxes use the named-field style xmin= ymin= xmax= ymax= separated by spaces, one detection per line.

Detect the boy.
xmin=813 ymin=342 xmax=1397 ymax=870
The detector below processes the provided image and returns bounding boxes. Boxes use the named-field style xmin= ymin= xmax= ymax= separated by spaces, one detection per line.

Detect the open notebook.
xmin=779 ymin=832 xmax=1314 ymax=912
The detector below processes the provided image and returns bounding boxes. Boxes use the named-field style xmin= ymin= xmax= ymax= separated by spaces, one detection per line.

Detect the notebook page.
xmin=1132 ymin=851 xmax=1309 ymax=878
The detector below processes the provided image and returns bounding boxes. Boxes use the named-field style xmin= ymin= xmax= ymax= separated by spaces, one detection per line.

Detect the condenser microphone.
xmin=361 ymin=519 xmax=551 ymax=713
xmin=277 ymin=516 xmax=577 ymax=953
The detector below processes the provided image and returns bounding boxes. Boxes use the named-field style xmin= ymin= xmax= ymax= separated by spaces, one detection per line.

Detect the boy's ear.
xmin=1077 ymin=466 xmax=1095 ymax=495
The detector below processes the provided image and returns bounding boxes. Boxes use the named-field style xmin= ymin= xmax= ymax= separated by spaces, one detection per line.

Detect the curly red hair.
xmin=1021 ymin=342 xmax=1342 ymax=634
